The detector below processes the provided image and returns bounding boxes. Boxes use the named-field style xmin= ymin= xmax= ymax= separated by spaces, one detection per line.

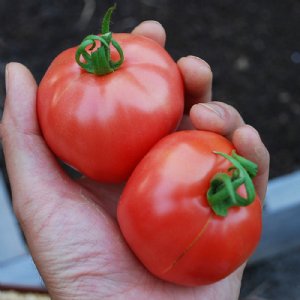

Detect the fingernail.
xmin=199 ymin=103 xmax=224 ymax=119
xmin=134 ymin=20 xmax=163 ymax=30
xmin=141 ymin=20 xmax=162 ymax=26
xmin=187 ymin=55 xmax=211 ymax=70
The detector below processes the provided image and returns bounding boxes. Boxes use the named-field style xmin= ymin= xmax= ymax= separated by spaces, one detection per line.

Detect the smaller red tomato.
xmin=118 ymin=130 xmax=262 ymax=286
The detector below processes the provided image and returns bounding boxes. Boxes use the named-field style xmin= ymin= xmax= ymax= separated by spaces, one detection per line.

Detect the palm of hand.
xmin=29 ymin=172 xmax=243 ymax=299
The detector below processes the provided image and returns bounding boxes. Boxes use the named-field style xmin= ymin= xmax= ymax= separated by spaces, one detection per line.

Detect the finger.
xmin=131 ymin=20 xmax=166 ymax=47
xmin=177 ymin=56 xmax=213 ymax=112
xmin=190 ymin=101 xmax=245 ymax=138
xmin=232 ymin=125 xmax=270 ymax=201
xmin=1 ymin=63 xmax=39 ymax=135
xmin=1 ymin=63 xmax=70 ymax=222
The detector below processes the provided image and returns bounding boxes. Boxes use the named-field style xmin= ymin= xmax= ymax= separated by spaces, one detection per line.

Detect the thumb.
xmin=2 ymin=62 xmax=39 ymax=135
xmin=1 ymin=63 xmax=70 ymax=229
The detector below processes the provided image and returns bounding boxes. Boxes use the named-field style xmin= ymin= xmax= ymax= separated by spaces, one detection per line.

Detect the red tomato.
xmin=117 ymin=130 xmax=262 ymax=286
xmin=37 ymin=33 xmax=184 ymax=182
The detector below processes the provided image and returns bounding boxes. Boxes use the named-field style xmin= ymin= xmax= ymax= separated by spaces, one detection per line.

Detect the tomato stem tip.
xmin=75 ymin=4 xmax=124 ymax=75
xmin=207 ymin=151 xmax=258 ymax=217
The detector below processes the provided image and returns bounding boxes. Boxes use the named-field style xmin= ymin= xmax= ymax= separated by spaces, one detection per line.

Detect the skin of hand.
xmin=0 ymin=21 xmax=269 ymax=300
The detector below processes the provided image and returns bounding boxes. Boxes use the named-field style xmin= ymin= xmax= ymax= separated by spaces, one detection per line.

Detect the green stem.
xmin=75 ymin=4 xmax=124 ymax=75
xmin=207 ymin=151 xmax=258 ymax=217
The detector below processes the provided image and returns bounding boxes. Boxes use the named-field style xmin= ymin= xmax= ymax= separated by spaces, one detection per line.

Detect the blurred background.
xmin=0 ymin=0 xmax=300 ymax=299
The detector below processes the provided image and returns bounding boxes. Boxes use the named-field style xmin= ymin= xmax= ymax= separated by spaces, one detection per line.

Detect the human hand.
xmin=0 ymin=21 xmax=269 ymax=300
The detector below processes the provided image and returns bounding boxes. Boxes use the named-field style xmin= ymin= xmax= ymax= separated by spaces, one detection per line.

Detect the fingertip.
xmin=177 ymin=55 xmax=213 ymax=105
xmin=131 ymin=20 xmax=166 ymax=47
xmin=190 ymin=102 xmax=227 ymax=134
xmin=5 ymin=62 xmax=37 ymax=102
xmin=178 ymin=55 xmax=211 ymax=71
xmin=232 ymin=125 xmax=270 ymax=200
xmin=6 ymin=62 xmax=36 ymax=84
xmin=232 ymin=125 xmax=259 ymax=156
xmin=233 ymin=125 xmax=262 ymax=153
xmin=3 ymin=62 xmax=38 ymax=135
xmin=232 ymin=125 xmax=270 ymax=168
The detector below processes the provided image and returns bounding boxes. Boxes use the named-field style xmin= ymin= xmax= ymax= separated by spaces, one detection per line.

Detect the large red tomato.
xmin=37 ymin=7 xmax=184 ymax=183
xmin=117 ymin=130 xmax=262 ymax=286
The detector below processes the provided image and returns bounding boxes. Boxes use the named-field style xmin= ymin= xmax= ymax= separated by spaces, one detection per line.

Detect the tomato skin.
xmin=37 ymin=33 xmax=184 ymax=182
xmin=117 ymin=130 xmax=262 ymax=286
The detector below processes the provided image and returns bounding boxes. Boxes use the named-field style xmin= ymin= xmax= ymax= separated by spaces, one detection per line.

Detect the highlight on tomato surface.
xmin=117 ymin=130 xmax=262 ymax=286
xmin=37 ymin=5 xmax=184 ymax=183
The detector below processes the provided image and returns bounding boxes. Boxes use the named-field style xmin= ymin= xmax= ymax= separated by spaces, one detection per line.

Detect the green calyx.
xmin=207 ymin=151 xmax=258 ymax=217
xmin=75 ymin=4 xmax=124 ymax=75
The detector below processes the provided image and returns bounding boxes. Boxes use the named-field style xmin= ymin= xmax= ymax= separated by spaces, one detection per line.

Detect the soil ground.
xmin=0 ymin=1 xmax=299 ymax=299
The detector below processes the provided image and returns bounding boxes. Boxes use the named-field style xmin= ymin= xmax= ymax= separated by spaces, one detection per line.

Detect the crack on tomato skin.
xmin=162 ymin=214 xmax=213 ymax=275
